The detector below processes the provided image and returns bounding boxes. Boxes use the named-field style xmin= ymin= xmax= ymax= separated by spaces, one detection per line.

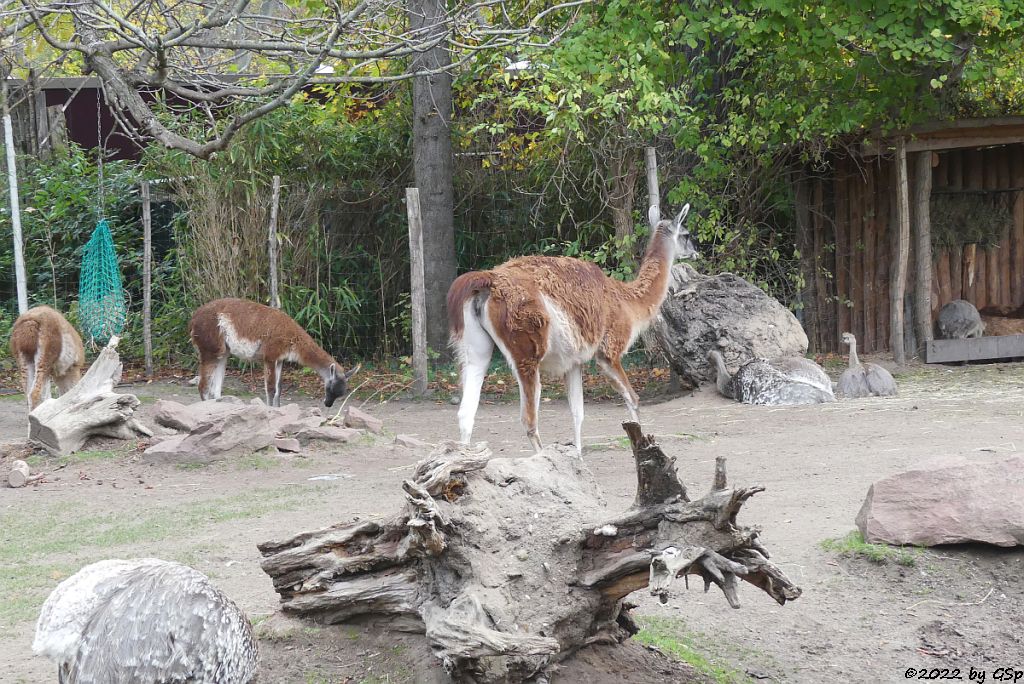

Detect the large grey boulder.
xmin=856 ymin=455 xmax=1024 ymax=547
xmin=654 ymin=264 xmax=809 ymax=387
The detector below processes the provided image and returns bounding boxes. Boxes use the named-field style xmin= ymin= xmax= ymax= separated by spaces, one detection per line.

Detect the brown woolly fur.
xmin=10 ymin=306 xmax=85 ymax=409
xmin=188 ymin=298 xmax=358 ymax=407
xmin=448 ymin=205 xmax=695 ymax=453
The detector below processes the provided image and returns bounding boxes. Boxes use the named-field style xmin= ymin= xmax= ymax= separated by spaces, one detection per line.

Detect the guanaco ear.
xmin=674 ymin=203 xmax=690 ymax=228
xmin=647 ymin=204 xmax=661 ymax=230
xmin=329 ymin=363 xmax=337 ymax=379
xmin=343 ymin=363 xmax=361 ymax=381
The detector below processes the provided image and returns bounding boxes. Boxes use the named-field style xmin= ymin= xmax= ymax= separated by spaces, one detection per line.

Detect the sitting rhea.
xmin=34 ymin=558 xmax=258 ymax=684
xmin=936 ymin=299 xmax=985 ymax=339
xmin=708 ymin=350 xmax=835 ymax=406
xmin=836 ymin=332 xmax=897 ymax=398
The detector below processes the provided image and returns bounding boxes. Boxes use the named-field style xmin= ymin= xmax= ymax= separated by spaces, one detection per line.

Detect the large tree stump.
xmin=259 ymin=425 xmax=801 ymax=682
xmin=28 ymin=338 xmax=152 ymax=455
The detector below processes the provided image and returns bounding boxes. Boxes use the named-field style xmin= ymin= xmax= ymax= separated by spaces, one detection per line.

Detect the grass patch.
xmin=237 ymin=449 xmax=281 ymax=471
xmin=634 ymin=615 xmax=746 ymax=683
xmin=0 ymin=484 xmax=331 ymax=627
xmin=820 ymin=531 xmax=921 ymax=567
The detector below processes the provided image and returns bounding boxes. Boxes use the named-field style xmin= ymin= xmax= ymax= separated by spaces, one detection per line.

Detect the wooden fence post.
xmin=912 ymin=151 xmax=933 ymax=354
xmin=645 ymin=147 xmax=660 ymax=227
xmin=1 ymin=69 xmax=28 ymax=314
xmin=142 ymin=181 xmax=153 ymax=378
xmin=892 ymin=138 xmax=912 ymax=365
xmin=268 ymin=175 xmax=281 ymax=308
xmin=406 ymin=188 xmax=429 ymax=396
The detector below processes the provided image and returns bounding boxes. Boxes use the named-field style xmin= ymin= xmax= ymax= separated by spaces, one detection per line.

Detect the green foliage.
xmin=821 ymin=531 xmax=921 ymax=567
xmin=634 ymin=615 xmax=746 ymax=683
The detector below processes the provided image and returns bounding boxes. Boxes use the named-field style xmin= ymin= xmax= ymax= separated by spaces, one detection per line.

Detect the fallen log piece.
xmin=259 ymin=423 xmax=800 ymax=682
xmin=28 ymin=338 xmax=152 ymax=456
xmin=8 ymin=459 xmax=30 ymax=488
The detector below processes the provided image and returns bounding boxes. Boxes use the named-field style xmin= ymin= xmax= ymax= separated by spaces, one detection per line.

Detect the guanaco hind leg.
xmin=456 ymin=302 xmax=494 ymax=445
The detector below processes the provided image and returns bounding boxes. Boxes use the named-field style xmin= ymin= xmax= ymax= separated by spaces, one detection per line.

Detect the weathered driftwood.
xmin=8 ymin=459 xmax=30 ymax=487
xmin=28 ymin=338 xmax=152 ymax=456
xmin=259 ymin=425 xmax=800 ymax=682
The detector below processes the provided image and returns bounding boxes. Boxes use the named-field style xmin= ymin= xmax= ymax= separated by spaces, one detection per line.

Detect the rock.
xmin=274 ymin=438 xmax=302 ymax=453
xmin=153 ymin=399 xmax=248 ymax=433
xmin=295 ymin=425 xmax=363 ymax=445
xmin=144 ymin=409 xmax=279 ymax=464
xmin=653 ymin=264 xmax=808 ymax=388
xmin=343 ymin=406 xmax=384 ymax=434
xmin=856 ymin=455 xmax=1024 ymax=547
xmin=394 ymin=434 xmax=432 ymax=450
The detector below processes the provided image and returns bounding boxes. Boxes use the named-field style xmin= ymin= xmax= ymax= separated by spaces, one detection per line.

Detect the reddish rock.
xmin=274 ymin=438 xmax=302 ymax=453
xmin=394 ymin=434 xmax=432 ymax=450
xmin=343 ymin=406 xmax=384 ymax=434
xmin=295 ymin=426 xmax=362 ymax=445
xmin=856 ymin=455 xmax=1024 ymax=547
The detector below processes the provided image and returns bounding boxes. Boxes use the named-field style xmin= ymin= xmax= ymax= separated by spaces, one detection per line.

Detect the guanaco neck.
xmin=847 ymin=338 xmax=860 ymax=368
xmin=620 ymin=227 xmax=678 ymax=322
xmin=295 ymin=338 xmax=338 ymax=381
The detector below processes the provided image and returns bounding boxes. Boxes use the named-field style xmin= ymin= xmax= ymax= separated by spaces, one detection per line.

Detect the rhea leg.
xmin=596 ymin=353 xmax=640 ymax=423
xmin=456 ymin=305 xmax=495 ymax=444
xmin=515 ymin=365 xmax=543 ymax=452
xmin=565 ymin=364 xmax=584 ymax=455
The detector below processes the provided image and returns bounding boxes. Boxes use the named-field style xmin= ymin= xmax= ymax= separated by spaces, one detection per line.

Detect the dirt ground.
xmin=2 ymin=360 xmax=1023 ymax=683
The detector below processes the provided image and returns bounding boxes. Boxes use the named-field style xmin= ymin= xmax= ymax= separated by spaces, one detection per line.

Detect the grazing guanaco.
xmin=448 ymin=205 xmax=696 ymax=454
xmin=188 ymin=298 xmax=358 ymax=407
xmin=10 ymin=306 xmax=85 ymax=409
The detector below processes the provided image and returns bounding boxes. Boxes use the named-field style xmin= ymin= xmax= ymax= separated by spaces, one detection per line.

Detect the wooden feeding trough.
xmin=925 ymin=334 xmax=1024 ymax=364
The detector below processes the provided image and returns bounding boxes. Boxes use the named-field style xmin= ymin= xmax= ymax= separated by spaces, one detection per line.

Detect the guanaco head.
xmin=325 ymin=363 xmax=361 ymax=407
xmin=649 ymin=204 xmax=697 ymax=260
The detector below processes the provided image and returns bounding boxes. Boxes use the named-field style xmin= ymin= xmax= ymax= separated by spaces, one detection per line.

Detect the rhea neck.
xmin=709 ymin=352 xmax=733 ymax=398
xmin=846 ymin=338 xmax=860 ymax=368
xmin=623 ymin=226 xmax=678 ymax=318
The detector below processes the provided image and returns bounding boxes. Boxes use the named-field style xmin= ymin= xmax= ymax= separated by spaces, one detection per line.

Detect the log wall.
xmin=801 ymin=143 xmax=1024 ymax=353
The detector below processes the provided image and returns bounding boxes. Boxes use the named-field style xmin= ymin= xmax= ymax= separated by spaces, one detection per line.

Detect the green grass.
xmin=820 ymin=531 xmax=921 ymax=567
xmin=237 ymin=449 xmax=281 ymax=470
xmin=0 ymin=484 xmax=331 ymax=626
xmin=634 ymin=615 xmax=747 ymax=683
xmin=26 ymin=446 xmax=135 ymax=468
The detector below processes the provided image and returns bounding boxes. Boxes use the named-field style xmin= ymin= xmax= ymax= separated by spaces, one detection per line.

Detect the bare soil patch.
xmin=2 ymin=361 xmax=1023 ymax=682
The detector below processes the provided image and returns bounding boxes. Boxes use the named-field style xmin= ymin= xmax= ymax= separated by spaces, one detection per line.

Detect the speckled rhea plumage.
xmin=34 ymin=558 xmax=258 ymax=684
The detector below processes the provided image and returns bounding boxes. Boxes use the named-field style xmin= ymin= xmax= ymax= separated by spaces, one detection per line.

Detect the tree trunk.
xmin=409 ymin=0 xmax=457 ymax=358
xmin=609 ymin=151 xmax=640 ymax=269
xmin=259 ymin=424 xmax=801 ymax=682
xmin=29 ymin=338 xmax=152 ymax=455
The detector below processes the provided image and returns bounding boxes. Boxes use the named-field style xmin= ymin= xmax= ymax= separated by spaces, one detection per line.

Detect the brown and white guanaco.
xmin=10 ymin=306 xmax=86 ymax=409
xmin=447 ymin=205 xmax=695 ymax=454
xmin=188 ymin=298 xmax=358 ymax=407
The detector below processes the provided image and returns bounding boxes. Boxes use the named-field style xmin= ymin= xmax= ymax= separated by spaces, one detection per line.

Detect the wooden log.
xmin=259 ymin=427 xmax=801 ymax=682
xmin=912 ymin=151 xmax=934 ymax=352
xmin=963 ymin=243 xmax=978 ymax=305
xmin=985 ymin=149 xmax=1001 ymax=309
xmin=863 ymin=164 xmax=876 ymax=351
xmin=142 ymin=181 xmax=153 ymax=379
xmin=936 ymin=253 xmax=953 ymax=311
xmin=877 ymin=159 xmax=891 ymax=350
xmin=998 ymin=147 xmax=1012 ymax=308
xmin=1013 ymin=145 xmax=1024 ymax=309
xmin=406 ymin=187 xmax=429 ymax=396
xmin=813 ymin=178 xmax=830 ymax=351
xmin=835 ymin=162 xmax=851 ymax=343
xmin=8 ymin=459 xmax=30 ymax=488
xmin=28 ymin=338 xmax=153 ymax=455
xmin=892 ymin=139 xmax=912 ymax=364
xmin=850 ymin=164 xmax=863 ymax=343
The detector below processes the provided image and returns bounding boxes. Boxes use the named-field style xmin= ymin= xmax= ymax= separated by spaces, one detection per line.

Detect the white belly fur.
xmin=218 ymin=316 xmax=262 ymax=361
xmin=54 ymin=332 xmax=79 ymax=375
xmin=539 ymin=295 xmax=597 ymax=376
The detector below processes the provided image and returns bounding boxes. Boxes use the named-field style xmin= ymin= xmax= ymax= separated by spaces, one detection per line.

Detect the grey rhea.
xmin=837 ymin=332 xmax=897 ymax=398
xmin=708 ymin=350 xmax=835 ymax=405
xmin=33 ymin=559 xmax=258 ymax=684
xmin=936 ymin=299 xmax=985 ymax=339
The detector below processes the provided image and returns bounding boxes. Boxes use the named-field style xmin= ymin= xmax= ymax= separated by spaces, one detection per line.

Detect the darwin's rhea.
xmin=836 ymin=332 xmax=897 ymax=398
xmin=936 ymin=299 xmax=985 ymax=339
xmin=708 ymin=350 xmax=834 ymax=405
xmin=34 ymin=558 xmax=258 ymax=684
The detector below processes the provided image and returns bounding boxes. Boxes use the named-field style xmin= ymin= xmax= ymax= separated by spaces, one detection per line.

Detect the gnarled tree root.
xmin=259 ymin=424 xmax=801 ymax=682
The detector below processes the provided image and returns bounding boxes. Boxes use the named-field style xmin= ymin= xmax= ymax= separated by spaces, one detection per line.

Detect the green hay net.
xmin=79 ymin=219 xmax=127 ymax=344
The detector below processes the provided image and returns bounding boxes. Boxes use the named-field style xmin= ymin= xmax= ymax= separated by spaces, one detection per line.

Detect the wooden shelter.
xmin=795 ymin=116 xmax=1024 ymax=361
